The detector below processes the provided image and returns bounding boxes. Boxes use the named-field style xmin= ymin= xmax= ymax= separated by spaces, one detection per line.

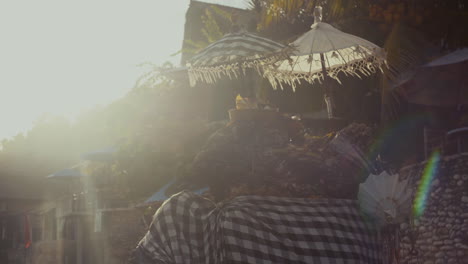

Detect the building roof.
xmin=46 ymin=168 xmax=87 ymax=179
xmin=425 ymin=48 xmax=468 ymax=67
xmin=193 ymin=0 xmax=249 ymax=10
xmin=81 ymin=146 xmax=117 ymax=162
xmin=145 ymin=179 xmax=209 ymax=204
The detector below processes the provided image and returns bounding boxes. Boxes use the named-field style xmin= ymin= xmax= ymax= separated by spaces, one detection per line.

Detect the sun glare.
xmin=0 ymin=0 xmax=188 ymax=139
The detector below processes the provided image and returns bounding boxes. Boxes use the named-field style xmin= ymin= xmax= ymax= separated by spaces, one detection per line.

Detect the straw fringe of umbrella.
xmin=259 ymin=6 xmax=388 ymax=118
xmin=188 ymin=49 xmax=291 ymax=86
xmin=187 ymin=31 xmax=288 ymax=87
xmin=264 ymin=47 xmax=387 ymax=91
xmin=185 ymin=6 xmax=388 ymax=119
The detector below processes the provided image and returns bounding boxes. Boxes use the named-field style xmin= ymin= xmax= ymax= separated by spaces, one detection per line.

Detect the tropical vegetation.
xmin=1 ymin=0 xmax=466 ymax=202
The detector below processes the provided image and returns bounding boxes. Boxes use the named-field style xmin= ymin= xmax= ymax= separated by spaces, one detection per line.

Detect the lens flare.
xmin=413 ymin=150 xmax=440 ymax=219
xmin=367 ymin=113 xmax=432 ymax=163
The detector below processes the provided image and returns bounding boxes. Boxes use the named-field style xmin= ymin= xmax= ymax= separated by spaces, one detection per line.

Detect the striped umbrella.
xmin=187 ymin=31 xmax=286 ymax=86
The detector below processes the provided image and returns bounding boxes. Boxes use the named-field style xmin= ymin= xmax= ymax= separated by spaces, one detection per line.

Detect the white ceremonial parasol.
xmin=264 ymin=6 xmax=387 ymax=117
xmin=358 ymin=171 xmax=413 ymax=264
xmin=358 ymin=171 xmax=412 ymax=226
xmin=187 ymin=30 xmax=286 ymax=87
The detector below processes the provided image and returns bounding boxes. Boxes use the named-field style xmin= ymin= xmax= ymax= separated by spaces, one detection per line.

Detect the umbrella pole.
xmin=320 ymin=53 xmax=335 ymax=119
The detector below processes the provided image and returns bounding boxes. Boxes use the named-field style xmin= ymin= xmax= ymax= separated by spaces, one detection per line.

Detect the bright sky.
xmin=0 ymin=0 xmax=192 ymax=140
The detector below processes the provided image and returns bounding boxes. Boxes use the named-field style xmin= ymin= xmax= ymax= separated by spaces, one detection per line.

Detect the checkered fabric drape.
xmin=137 ymin=191 xmax=382 ymax=264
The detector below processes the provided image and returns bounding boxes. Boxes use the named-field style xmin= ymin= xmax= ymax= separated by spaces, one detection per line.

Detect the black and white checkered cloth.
xmin=137 ymin=191 xmax=382 ymax=264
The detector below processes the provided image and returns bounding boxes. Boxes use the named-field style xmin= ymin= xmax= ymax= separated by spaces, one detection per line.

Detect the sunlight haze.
xmin=0 ymin=0 xmax=190 ymax=140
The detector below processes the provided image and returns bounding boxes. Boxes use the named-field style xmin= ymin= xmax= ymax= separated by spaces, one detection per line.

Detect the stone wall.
xmin=399 ymin=153 xmax=468 ymax=264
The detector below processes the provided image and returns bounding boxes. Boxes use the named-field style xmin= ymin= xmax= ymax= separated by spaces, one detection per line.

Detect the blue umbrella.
xmin=81 ymin=146 xmax=117 ymax=162
xmin=145 ymin=179 xmax=209 ymax=204
xmin=47 ymin=168 xmax=87 ymax=179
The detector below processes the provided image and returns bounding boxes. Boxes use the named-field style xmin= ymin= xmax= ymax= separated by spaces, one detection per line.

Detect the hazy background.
xmin=0 ymin=0 xmax=193 ymax=140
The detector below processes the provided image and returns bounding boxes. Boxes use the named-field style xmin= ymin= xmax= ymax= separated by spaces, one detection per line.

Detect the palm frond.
xmin=383 ymin=23 xmax=435 ymax=82
xmin=380 ymin=22 xmax=437 ymax=122
xmin=201 ymin=8 xmax=225 ymax=43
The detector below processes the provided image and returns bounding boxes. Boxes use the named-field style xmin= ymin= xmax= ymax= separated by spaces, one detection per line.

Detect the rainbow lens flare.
xmin=413 ymin=151 xmax=440 ymax=219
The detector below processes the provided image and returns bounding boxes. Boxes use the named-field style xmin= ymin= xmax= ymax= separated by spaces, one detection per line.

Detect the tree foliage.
xmin=2 ymin=0 xmax=466 ymax=201
xmin=0 ymin=62 xmax=227 ymax=201
xmin=182 ymin=5 xmax=233 ymax=56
